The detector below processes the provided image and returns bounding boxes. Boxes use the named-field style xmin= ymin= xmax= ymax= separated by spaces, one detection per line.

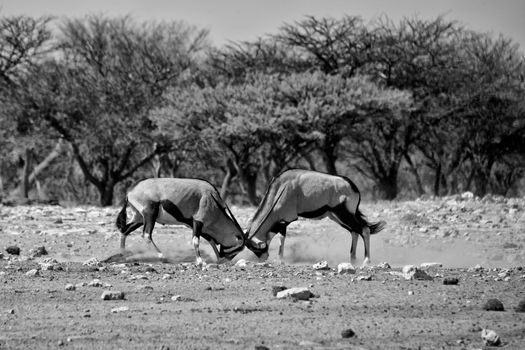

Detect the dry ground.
xmin=1 ymin=195 xmax=524 ymax=349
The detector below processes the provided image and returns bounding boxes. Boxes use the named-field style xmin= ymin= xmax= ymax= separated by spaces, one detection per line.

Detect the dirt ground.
xmin=1 ymin=194 xmax=524 ymax=349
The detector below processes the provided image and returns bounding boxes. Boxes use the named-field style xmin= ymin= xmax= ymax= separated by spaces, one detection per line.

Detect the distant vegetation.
xmin=1 ymin=13 xmax=524 ymax=206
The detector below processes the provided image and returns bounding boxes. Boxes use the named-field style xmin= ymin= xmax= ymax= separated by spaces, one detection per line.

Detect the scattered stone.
xmin=461 ymin=191 xmax=474 ymax=200
xmin=443 ymin=277 xmax=459 ymax=285
xmin=38 ymin=258 xmax=62 ymax=271
xmin=420 ymin=262 xmax=442 ymax=268
xmin=356 ymin=275 xmax=372 ymax=281
xmin=29 ymin=246 xmax=48 ymax=258
xmin=312 ymin=261 xmax=330 ymax=270
xmin=101 ymin=290 xmax=125 ymax=300
xmin=481 ymin=329 xmax=501 ymax=346
xmin=171 ymin=295 xmax=196 ymax=302
xmin=161 ymin=274 xmax=172 ymax=280
xmin=377 ymin=262 xmax=391 ymax=269
xmin=7 ymin=309 xmax=15 ymax=314
xmin=6 ymin=246 xmax=20 ymax=255
xmin=341 ymin=328 xmax=356 ymax=338
xmin=0 ymin=252 xmax=4 ymax=259
xmin=235 ymin=259 xmax=248 ymax=268
xmin=25 ymin=269 xmax=40 ymax=277
xmin=83 ymin=257 xmax=102 ymax=267
xmin=515 ymin=299 xmax=525 ymax=312
xmin=254 ymin=345 xmax=270 ymax=350
xmin=272 ymin=286 xmax=288 ymax=296
xmin=88 ymin=279 xmax=104 ymax=287
xmin=110 ymin=306 xmax=129 ymax=313
xmin=483 ymin=298 xmax=504 ymax=311
xmin=65 ymin=284 xmax=76 ymax=291
xmin=204 ymin=263 xmax=219 ymax=271
xmin=402 ymin=265 xmax=433 ymax=280
xmin=276 ymin=287 xmax=315 ymax=301
xmin=337 ymin=262 xmax=356 ymax=275
xmin=129 ymin=274 xmax=148 ymax=280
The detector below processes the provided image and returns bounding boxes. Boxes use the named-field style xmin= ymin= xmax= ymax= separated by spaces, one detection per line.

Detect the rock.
xmin=377 ymin=262 xmax=391 ymax=269
xmin=6 ymin=246 xmax=20 ymax=255
xmin=443 ymin=277 xmax=459 ymax=285
xmin=356 ymin=275 xmax=372 ymax=281
xmin=461 ymin=191 xmax=474 ymax=200
xmin=341 ymin=328 xmax=356 ymax=338
xmin=161 ymin=274 xmax=172 ymax=280
xmin=204 ymin=263 xmax=219 ymax=270
xmin=254 ymin=346 xmax=270 ymax=350
xmin=420 ymin=262 xmax=442 ymax=268
xmin=271 ymin=286 xmax=288 ymax=296
xmin=83 ymin=257 xmax=102 ymax=267
xmin=276 ymin=287 xmax=315 ymax=300
xmin=481 ymin=329 xmax=501 ymax=346
xmin=402 ymin=265 xmax=433 ymax=280
xmin=0 ymin=252 xmax=4 ymax=259
xmin=515 ymin=299 xmax=525 ymax=312
xmin=25 ymin=269 xmax=40 ymax=277
xmin=65 ymin=284 xmax=76 ymax=291
xmin=110 ymin=306 xmax=129 ymax=313
xmin=483 ymin=298 xmax=504 ymax=311
xmin=312 ymin=261 xmax=330 ymax=270
xmin=29 ymin=246 xmax=48 ymax=258
xmin=38 ymin=258 xmax=61 ymax=271
xmin=88 ymin=279 xmax=103 ymax=287
xmin=171 ymin=295 xmax=196 ymax=302
xmin=337 ymin=262 xmax=356 ymax=275
xmin=101 ymin=291 xmax=125 ymax=300
xmin=235 ymin=259 xmax=248 ymax=268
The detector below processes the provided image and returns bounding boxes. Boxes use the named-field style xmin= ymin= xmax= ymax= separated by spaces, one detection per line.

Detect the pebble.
xmin=377 ymin=262 xmax=391 ymax=269
xmin=110 ymin=306 xmax=129 ymax=313
xmin=481 ymin=329 xmax=501 ymax=346
xmin=356 ymin=275 xmax=372 ymax=281
xmin=420 ymin=262 xmax=442 ymax=268
xmin=25 ymin=269 xmax=40 ymax=277
xmin=29 ymin=246 xmax=48 ymax=258
xmin=235 ymin=259 xmax=248 ymax=268
xmin=101 ymin=290 xmax=125 ymax=300
xmin=312 ymin=261 xmax=330 ymax=270
xmin=6 ymin=246 xmax=20 ymax=255
xmin=88 ymin=279 xmax=104 ymax=287
xmin=65 ymin=284 xmax=76 ymax=291
xmin=161 ymin=274 xmax=172 ymax=280
xmin=443 ymin=277 xmax=459 ymax=285
xmin=402 ymin=265 xmax=433 ymax=280
xmin=483 ymin=298 xmax=504 ymax=311
xmin=341 ymin=328 xmax=356 ymax=338
xmin=276 ymin=287 xmax=315 ymax=300
xmin=337 ymin=262 xmax=356 ymax=275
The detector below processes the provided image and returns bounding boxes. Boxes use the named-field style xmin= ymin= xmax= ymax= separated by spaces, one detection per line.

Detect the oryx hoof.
xmin=195 ymin=257 xmax=204 ymax=267
xmin=362 ymin=257 xmax=371 ymax=267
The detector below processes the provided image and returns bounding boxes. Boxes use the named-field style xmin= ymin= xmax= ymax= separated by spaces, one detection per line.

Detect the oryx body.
xmin=246 ymin=169 xmax=385 ymax=265
xmin=116 ymin=178 xmax=245 ymax=265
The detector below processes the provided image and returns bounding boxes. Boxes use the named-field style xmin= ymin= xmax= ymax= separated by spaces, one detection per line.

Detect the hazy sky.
xmin=1 ymin=0 xmax=524 ymax=50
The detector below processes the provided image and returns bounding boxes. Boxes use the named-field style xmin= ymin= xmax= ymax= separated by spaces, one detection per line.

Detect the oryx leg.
xmin=192 ymin=220 xmax=205 ymax=266
xmin=330 ymin=204 xmax=371 ymax=266
xmin=142 ymin=202 xmax=163 ymax=258
xmin=277 ymin=224 xmax=287 ymax=264
xmin=120 ymin=222 xmax=143 ymax=250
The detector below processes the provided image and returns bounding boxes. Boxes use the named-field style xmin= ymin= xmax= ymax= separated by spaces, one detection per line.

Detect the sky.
xmin=1 ymin=0 xmax=524 ymax=51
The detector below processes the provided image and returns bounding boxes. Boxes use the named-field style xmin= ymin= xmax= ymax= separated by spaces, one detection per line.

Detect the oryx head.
xmin=209 ymin=208 xmax=246 ymax=260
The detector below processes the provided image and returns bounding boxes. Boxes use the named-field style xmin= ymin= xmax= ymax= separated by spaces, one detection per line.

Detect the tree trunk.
xmin=433 ymin=162 xmax=442 ymax=196
xmin=404 ymin=154 xmax=424 ymax=196
xmin=377 ymin=171 xmax=398 ymax=200
xmin=98 ymin=181 xmax=115 ymax=207
xmin=321 ymin=146 xmax=338 ymax=175
xmin=240 ymin=170 xmax=258 ymax=206
xmin=21 ymin=148 xmax=32 ymax=199
xmin=220 ymin=158 xmax=237 ymax=200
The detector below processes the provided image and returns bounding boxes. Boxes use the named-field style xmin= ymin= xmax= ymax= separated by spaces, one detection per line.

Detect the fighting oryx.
xmin=115 ymin=178 xmax=245 ymax=265
xmin=245 ymin=169 xmax=385 ymax=265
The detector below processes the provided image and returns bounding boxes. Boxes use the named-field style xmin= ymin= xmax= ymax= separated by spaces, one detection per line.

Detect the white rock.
xmin=83 ymin=257 xmax=102 ymax=267
xmin=461 ymin=191 xmax=474 ymax=200
xmin=161 ymin=274 xmax=172 ymax=280
xmin=337 ymin=262 xmax=356 ymax=275
xmin=65 ymin=284 xmax=76 ymax=291
xmin=402 ymin=265 xmax=433 ymax=280
xmin=171 ymin=295 xmax=183 ymax=301
xmin=276 ymin=287 xmax=315 ymax=300
xmin=481 ymin=329 xmax=501 ymax=346
xmin=25 ymin=269 xmax=39 ymax=277
xmin=110 ymin=306 xmax=129 ymax=313
xmin=88 ymin=279 xmax=103 ymax=287
xmin=420 ymin=262 xmax=443 ymax=268
xmin=235 ymin=259 xmax=248 ymax=268
xmin=312 ymin=261 xmax=330 ymax=270
xmin=377 ymin=262 xmax=391 ymax=269
xmin=356 ymin=275 xmax=372 ymax=281
xmin=101 ymin=290 xmax=125 ymax=300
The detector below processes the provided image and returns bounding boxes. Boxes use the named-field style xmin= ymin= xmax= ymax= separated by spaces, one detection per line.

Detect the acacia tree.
xmin=0 ymin=14 xmax=60 ymax=200
xmin=19 ymin=15 xmax=209 ymax=206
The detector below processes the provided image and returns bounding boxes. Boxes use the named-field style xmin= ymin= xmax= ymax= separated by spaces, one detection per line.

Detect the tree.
xmin=18 ymin=15 xmax=209 ymax=206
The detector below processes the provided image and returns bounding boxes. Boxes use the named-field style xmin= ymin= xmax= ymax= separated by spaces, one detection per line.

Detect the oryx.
xmin=245 ymin=169 xmax=385 ymax=265
xmin=116 ymin=178 xmax=245 ymax=265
